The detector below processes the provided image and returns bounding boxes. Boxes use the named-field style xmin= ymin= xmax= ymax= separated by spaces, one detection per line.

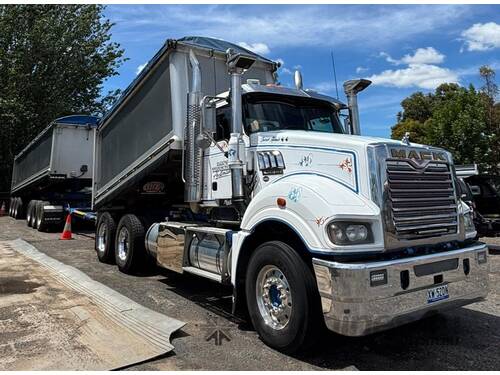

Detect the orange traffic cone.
xmin=0 ymin=201 xmax=6 ymax=216
xmin=60 ymin=214 xmax=73 ymax=240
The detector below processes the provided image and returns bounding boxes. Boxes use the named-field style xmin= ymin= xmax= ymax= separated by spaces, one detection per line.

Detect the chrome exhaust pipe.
xmin=184 ymin=50 xmax=203 ymax=203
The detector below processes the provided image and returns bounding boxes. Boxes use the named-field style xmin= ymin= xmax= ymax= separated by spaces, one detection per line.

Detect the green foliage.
xmin=390 ymin=119 xmax=428 ymax=145
xmin=426 ymin=85 xmax=489 ymax=169
xmin=0 ymin=5 xmax=125 ymax=191
xmin=391 ymin=68 xmax=499 ymax=173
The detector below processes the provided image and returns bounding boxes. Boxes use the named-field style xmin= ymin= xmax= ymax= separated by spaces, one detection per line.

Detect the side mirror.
xmin=201 ymin=100 xmax=217 ymax=134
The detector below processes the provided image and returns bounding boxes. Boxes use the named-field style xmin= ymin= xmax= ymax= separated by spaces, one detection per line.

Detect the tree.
xmin=390 ymin=119 xmax=428 ymax=144
xmin=426 ymin=84 xmax=489 ymax=168
xmin=479 ymin=65 xmax=500 ymax=174
xmin=0 ymin=5 xmax=125 ymax=191
xmin=391 ymin=72 xmax=498 ymax=172
xmin=399 ymin=92 xmax=434 ymax=123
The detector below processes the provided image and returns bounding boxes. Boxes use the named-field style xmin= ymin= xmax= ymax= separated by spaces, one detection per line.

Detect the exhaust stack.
xmin=343 ymin=79 xmax=371 ymax=135
xmin=226 ymin=49 xmax=256 ymax=202
xmin=184 ymin=50 xmax=203 ymax=204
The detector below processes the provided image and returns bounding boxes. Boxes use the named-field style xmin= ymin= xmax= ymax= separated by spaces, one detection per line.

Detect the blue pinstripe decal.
xmin=249 ymin=144 xmax=360 ymax=193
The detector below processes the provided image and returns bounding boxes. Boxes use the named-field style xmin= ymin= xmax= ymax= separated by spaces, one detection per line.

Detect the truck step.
xmin=182 ymin=266 xmax=222 ymax=283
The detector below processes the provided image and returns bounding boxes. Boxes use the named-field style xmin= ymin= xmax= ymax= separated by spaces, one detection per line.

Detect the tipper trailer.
xmin=93 ymin=36 xmax=489 ymax=353
xmin=10 ymin=115 xmax=99 ymax=231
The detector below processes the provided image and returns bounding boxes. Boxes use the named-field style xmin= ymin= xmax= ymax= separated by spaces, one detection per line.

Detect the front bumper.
xmin=312 ymin=243 xmax=490 ymax=336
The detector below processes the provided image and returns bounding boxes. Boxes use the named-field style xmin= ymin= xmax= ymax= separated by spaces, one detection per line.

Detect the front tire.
xmin=245 ymin=241 xmax=322 ymax=354
xmin=114 ymin=214 xmax=145 ymax=274
xmin=95 ymin=212 xmax=117 ymax=263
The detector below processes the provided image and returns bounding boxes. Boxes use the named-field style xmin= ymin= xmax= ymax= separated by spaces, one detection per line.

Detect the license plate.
xmin=427 ymin=285 xmax=449 ymax=303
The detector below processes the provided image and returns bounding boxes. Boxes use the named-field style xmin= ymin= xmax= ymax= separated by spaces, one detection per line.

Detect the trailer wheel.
xmin=245 ymin=241 xmax=322 ymax=354
xmin=13 ymin=198 xmax=24 ymax=219
xmin=114 ymin=214 xmax=146 ymax=274
xmin=8 ymin=198 xmax=14 ymax=217
xmin=36 ymin=201 xmax=51 ymax=232
xmin=26 ymin=200 xmax=35 ymax=227
xmin=30 ymin=201 xmax=39 ymax=229
xmin=95 ymin=212 xmax=116 ymax=263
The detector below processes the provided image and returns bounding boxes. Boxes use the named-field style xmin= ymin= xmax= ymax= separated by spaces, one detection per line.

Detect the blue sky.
xmin=102 ymin=4 xmax=500 ymax=138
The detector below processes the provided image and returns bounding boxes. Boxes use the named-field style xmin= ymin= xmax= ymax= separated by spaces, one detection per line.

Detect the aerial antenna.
xmin=330 ymin=50 xmax=339 ymax=99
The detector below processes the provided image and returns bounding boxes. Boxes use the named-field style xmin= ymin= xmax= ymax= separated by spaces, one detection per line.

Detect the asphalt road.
xmin=1 ymin=216 xmax=499 ymax=370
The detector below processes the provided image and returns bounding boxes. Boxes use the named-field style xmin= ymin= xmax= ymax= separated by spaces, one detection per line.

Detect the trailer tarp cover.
xmin=177 ymin=36 xmax=274 ymax=63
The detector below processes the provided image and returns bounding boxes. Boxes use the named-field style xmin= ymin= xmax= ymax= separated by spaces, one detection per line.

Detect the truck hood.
xmin=251 ymin=130 xmax=427 ymax=150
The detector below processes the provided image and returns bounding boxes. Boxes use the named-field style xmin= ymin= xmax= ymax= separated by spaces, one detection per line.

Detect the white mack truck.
xmin=92 ymin=37 xmax=489 ymax=353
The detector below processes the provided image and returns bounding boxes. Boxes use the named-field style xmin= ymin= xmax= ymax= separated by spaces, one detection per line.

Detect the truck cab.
xmin=93 ymin=37 xmax=489 ymax=354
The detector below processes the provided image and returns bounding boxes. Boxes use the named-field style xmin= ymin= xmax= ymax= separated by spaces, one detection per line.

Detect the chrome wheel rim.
xmin=256 ymin=265 xmax=292 ymax=330
xmin=117 ymin=227 xmax=129 ymax=261
xmin=97 ymin=222 xmax=107 ymax=254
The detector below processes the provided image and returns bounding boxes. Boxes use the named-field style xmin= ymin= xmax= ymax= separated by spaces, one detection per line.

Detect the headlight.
xmin=327 ymin=221 xmax=373 ymax=245
xmin=463 ymin=212 xmax=476 ymax=235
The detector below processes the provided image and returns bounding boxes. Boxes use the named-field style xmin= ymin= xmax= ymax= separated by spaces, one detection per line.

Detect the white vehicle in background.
xmin=92 ymin=37 xmax=489 ymax=353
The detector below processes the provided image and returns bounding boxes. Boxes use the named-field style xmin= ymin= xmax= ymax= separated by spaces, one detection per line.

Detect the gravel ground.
xmin=1 ymin=216 xmax=499 ymax=370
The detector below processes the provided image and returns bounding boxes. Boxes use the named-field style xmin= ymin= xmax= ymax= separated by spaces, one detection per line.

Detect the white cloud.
xmin=136 ymin=62 xmax=147 ymax=75
xmin=379 ymin=52 xmax=401 ymax=65
xmin=275 ymin=58 xmax=293 ymax=75
xmin=356 ymin=66 xmax=369 ymax=74
xmin=237 ymin=42 xmax=270 ymax=55
xmin=401 ymin=47 xmax=445 ymax=65
xmin=107 ymin=5 xmax=469 ymax=50
xmin=310 ymin=81 xmax=338 ymax=93
xmin=370 ymin=47 xmax=454 ymax=89
xmin=380 ymin=47 xmax=445 ymax=65
xmin=461 ymin=22 xmax=500 ymax=51
xmin=368 ymin=64 xmax=458 ymax=90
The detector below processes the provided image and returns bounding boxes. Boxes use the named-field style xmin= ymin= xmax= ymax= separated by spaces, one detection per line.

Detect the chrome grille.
xmin=386 ymin=159 xmax=458 ymax=239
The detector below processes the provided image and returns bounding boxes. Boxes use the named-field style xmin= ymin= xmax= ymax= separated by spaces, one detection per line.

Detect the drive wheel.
xmin=9 ymin=198 xmax=14 ymax=217
xmin=26 ymin=200 xmax=35 ymax=227
xmin=36 ymin=201 xmax=51 ymax=232
xmin=245 ymin=241 xmax=323 ymax=354
xmin=32 ymin=201 xmax=43 ymax=229
xmin=29 ymin=200 xmax=40 ymax=229
xmin=114 ymin=214 xmax=145 ymax=274
xmin=13 ymin=198 xmax=24 ymax=219
xmin=95 ymin=212 xmax=117 ymax=264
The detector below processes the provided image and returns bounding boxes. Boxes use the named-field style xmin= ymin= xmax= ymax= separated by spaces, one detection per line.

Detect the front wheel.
xmin=245 ymin=241 xmax=323 ymax=354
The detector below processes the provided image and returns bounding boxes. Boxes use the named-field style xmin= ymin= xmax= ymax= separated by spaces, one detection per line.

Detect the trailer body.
xmin=9 ymin=115 xmax=99 ymax=230
xmin=93 ymin=37 xmax=276 ymax=209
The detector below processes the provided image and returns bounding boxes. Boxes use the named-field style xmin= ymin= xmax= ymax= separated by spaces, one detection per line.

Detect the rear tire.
xmin=95 ymin=212 xmax=117 ymax=264
xmin=30 ymin=200 xmax=39 ymax=228
xmin=36 ymin=201 xmax=51 ymax=232
xmin=245 ymin=241 xmax=323 ymax=354
xmin=9 ymin=198 xmax=14 ymax=217
xmin=26 ymin=200 xmax=35 ymax=227
xmin=13 ymin=198 xmax=23 ymax=219
xmin=32 ymin=201 xmax=41 ymax=229
xmin=114 ymin=214 xmax=146 ymax=274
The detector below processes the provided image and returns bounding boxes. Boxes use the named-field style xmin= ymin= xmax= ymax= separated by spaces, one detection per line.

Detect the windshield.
xmin=243 ymin=94 xmax=344 ymax=134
